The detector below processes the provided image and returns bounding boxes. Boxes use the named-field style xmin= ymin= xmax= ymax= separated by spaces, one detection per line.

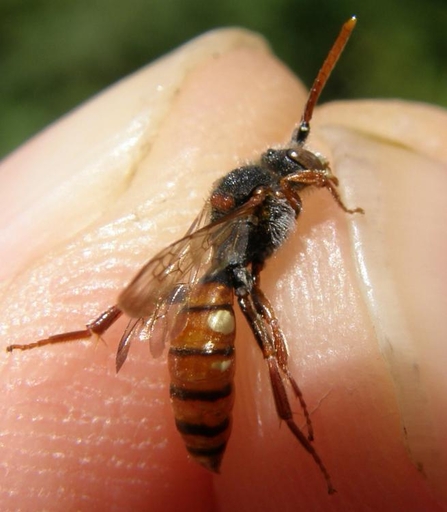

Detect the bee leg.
xmin=265 ymin=352 xmax=335 ymax=494
xmin=250 ymin=280 xmax=314 ymax=441
xmin=236 ymin=284 xmax=335 ymax=494
xmin=6 ymin=305 xmax=123 ymax=352
xmin=324 ymin=179 xmax=365 ymax=214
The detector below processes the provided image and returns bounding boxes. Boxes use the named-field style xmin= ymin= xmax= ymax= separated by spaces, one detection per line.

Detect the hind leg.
xmin=236 ymin=274 xmax=335 ymax=494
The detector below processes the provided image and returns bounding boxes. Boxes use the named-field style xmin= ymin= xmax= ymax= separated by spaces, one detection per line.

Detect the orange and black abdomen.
xmin=168 ymin=280 xmax=236 ymax=472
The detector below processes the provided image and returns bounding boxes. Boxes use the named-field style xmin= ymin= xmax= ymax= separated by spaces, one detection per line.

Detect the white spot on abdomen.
xmin=207 ymin=308 xmax=235 ymax=335
xmin=211 ymin=359 xmax=232 ymax=372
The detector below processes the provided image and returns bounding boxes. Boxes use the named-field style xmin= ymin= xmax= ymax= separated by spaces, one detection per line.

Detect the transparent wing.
xmin=115 ymin=191 xmax=266 ymax=367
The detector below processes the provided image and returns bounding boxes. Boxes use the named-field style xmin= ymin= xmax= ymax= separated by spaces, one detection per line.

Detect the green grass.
xmin=2 ymin=0 xmax=446 ymax=159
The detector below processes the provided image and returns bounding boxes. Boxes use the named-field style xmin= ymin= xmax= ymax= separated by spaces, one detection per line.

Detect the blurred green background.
xmin=1 ymin=0 xmax=446 ymax=160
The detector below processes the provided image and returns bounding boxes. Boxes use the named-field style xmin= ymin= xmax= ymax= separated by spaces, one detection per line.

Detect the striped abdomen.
xmin=168 ymin=280 xmax=235 ymax=472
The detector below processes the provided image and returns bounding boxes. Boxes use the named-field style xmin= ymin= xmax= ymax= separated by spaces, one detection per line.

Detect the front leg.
xmin=281 ymin=171 xmax=364 ymax=214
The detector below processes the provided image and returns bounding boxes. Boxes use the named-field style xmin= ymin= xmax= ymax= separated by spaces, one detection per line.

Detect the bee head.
xmin=261 ymin=146 xmax=338 ymax=190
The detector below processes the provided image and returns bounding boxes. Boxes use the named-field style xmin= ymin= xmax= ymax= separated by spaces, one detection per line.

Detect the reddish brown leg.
xmin=6 ymin=305 xmax=123 ymax=352
xmin=266 ymin=355 xmax=335 ymax=494
xmin=325 ymin=179 xmax=364 ymax=214
xmin=250 ymin=276 xmax=314 ymax=442
xmin=282 ymin=172 xmax=364 ymax=215
xmin=237 ymin=288 xmax=335 ymax=494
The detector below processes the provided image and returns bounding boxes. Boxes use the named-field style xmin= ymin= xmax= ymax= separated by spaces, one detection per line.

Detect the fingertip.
xmin=1 ymin=28 xmax=308 ymax=511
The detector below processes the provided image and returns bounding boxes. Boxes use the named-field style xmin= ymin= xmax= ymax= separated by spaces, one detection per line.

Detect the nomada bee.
xmin=8 ymin=17 xmax=363 ymax=494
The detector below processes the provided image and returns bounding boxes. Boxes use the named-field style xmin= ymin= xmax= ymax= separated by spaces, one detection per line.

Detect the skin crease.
xmin=1 ymin=28 xmax=447 ymax=512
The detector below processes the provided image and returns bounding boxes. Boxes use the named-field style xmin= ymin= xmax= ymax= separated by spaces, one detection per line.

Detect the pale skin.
xmin=1 ymin=28 xmax=447 ymax=511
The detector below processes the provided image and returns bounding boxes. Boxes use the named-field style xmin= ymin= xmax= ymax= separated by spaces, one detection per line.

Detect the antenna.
xmin=294 ymin=16 xmax=357 ymax=144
